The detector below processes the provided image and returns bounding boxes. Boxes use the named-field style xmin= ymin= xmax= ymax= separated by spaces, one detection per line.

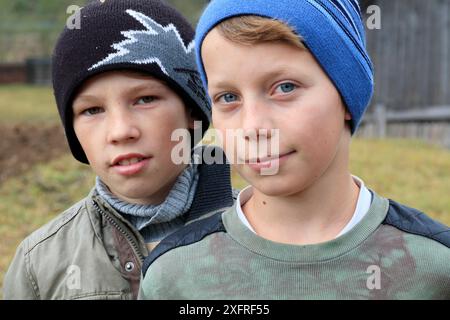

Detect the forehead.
xmin=201 ymin=29 xmax=318 ymax=83
xmin=85 ymin=70 xmax=163 ymax=87
xmin=74 ymin=70 xmax=169 ymax=97
xmin=202 ymin=27 xmax=310 ymax=62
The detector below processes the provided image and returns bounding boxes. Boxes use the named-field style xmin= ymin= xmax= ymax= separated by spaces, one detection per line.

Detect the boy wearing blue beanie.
xmin=3 ymin=0 xmax=235 ymax=300
xmin=140 ymin=0 xmax=450 ymax=299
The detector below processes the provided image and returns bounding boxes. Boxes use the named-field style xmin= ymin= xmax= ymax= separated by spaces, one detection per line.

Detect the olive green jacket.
xmin=3 ymin=159 xmax=235 ymax=300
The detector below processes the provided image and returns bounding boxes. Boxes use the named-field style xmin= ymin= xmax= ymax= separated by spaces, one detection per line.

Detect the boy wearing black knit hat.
xmin=3 ymin=0 xmax=234 ymax=300
xmin=140 ymin=0 xmax=450 ymax=299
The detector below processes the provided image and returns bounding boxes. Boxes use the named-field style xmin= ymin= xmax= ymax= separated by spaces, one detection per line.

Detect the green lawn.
xmin=350 ymin=138 xmax=450 ymax=224
xmin=0 ymin=85 xmax=59 ymax=124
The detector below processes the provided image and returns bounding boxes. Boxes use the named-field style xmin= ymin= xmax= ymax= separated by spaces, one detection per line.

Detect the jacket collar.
xmin=184 ymin=145 xmax=234 ymax=222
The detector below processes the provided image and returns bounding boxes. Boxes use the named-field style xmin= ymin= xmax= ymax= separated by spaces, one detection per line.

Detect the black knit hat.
xmin=52 ymin=0 xmax=210 ymax=163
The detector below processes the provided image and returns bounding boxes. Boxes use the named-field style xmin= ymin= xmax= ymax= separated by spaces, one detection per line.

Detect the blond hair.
xmin=216 ymin=15 xmax=305 ymax=49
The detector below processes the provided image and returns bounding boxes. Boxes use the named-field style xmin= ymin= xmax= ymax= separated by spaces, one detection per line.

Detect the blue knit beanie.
xmin=195 ymin=0 xmax=374 ymax=133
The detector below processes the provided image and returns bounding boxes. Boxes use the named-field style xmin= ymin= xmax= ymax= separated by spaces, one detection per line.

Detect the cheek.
xmin=151 ymin=106 xmax=190 ymax=135
xmin=212 ymin=112 xmax=229 ymax=146
xmin=209 ymin=126 xmax=236 ymax=162
xmin=287 ymin=99 xmax=345 ymax=155
xmin=148 ymin=108 xmax=192 ymax=161
xmin=74 ymin=122 xmax=98 ymax=161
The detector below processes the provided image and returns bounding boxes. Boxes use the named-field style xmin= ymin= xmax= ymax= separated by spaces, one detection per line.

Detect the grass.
xmin=1 ymin=139 xmax=449 ymax=296
xmin=350 ymin=138 xmax=450 ymax=224
xmin=0 ymin=85 xmax=59 ymax=124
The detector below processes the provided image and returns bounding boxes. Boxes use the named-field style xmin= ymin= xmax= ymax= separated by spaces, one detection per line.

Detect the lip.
xmin=110 ymin=153 xmax=152 ymax=176
xmin=245 ymin=151 xmax=296 ymax=172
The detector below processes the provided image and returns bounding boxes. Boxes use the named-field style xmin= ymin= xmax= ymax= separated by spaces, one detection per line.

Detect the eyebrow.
xmin=73 ymin=94 xmax=98 ymax=102
xmin=209 ymin=66 xmax=304 ymax=90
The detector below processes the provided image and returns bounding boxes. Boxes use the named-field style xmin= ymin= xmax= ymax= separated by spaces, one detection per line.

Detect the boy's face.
xmin=73 ymin=71 xmax=194 ymax=205
xmin=202 ymin=29 xmax=352 ymax=197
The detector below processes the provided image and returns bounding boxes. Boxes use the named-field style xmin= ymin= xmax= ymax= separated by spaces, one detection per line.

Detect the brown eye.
xmin=137 ymin=96 xmax=156 ymax=104
xmin=82 ymin=107 xmax=104 ymax=115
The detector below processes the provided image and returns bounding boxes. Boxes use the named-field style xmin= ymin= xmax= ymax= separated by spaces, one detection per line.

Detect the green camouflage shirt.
xmin=140 ymin=191 xmax=450 ymax=300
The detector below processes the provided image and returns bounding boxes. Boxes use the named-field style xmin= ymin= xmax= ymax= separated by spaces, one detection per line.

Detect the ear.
xmin=187 ymin=108 xmax=199 ymax=130
xmin=188 ymin=118 xmax=196 ymax=130
xmin=344 ymin=110 xmax=352 ymax=121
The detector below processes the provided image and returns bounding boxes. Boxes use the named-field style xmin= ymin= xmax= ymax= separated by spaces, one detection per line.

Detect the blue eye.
xmin=218 ymin=93 xmax=238 ymax=103
xmin=276 ymin=82 xmax=297 ymax=94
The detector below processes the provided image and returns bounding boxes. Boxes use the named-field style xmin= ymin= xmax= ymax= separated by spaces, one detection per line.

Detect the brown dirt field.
xmin=0 ymin=123 xmax=70 ymax=184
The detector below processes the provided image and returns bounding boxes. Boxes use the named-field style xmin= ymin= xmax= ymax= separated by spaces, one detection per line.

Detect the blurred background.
xmin=0 ymin=0 xmax=449 ymax=295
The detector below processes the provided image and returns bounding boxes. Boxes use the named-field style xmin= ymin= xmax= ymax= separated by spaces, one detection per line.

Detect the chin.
xmin=256 ymin=184 xmax=299 ymax=197
xmin=246 ymin=174 xmax=305 ymax=198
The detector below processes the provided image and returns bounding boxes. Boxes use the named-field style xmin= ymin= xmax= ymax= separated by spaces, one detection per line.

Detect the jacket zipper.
xmin=92 ymin=200 xmax=145 ymax=263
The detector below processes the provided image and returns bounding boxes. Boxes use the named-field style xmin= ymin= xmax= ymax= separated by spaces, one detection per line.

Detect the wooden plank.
xmin=361 ymin=106 xmax=450 ymax=123
xmin=387 ymin=106 xmax=450 ymax=122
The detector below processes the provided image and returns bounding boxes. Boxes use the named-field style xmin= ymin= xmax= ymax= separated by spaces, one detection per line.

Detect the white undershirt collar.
xmin=236 ymin=175 xmax=372 ymax=238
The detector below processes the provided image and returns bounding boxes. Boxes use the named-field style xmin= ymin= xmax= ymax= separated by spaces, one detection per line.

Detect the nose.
xmin=241 ymin=98 xmax=274 ymax=141
xmin=106 ymin=107 xmax=141 ymax=144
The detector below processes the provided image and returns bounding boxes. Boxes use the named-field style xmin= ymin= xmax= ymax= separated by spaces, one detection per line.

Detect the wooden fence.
xmin=357 ymin=105 xmax=450 ymax=148
xmin=358 ymin=0 xmax=450 ymax=149
xmin=364 ymin=0 xmax=450 ymax=110
xmin=0 ymin=59 xmax=51 ymax=85
xmin=0 ymin=63 xmax=26 ymax=84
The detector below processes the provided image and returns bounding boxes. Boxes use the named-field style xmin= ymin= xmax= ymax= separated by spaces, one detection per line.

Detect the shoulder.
xmin=4 ymin=195 xmax=92 ymax=299
xmin=378 ymin=199 xmax=450 ymax=293
xmin=20 ymin=195 xmax=91 ymax=256
xmin=383 ymin=199 xmax=450 ymax=248
xmin=142 ymin=211 xmax=226 ymax=277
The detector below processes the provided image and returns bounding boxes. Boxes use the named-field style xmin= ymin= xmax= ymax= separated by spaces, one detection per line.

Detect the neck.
xmin=243 ymin=138 xmax=359 ymax=245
